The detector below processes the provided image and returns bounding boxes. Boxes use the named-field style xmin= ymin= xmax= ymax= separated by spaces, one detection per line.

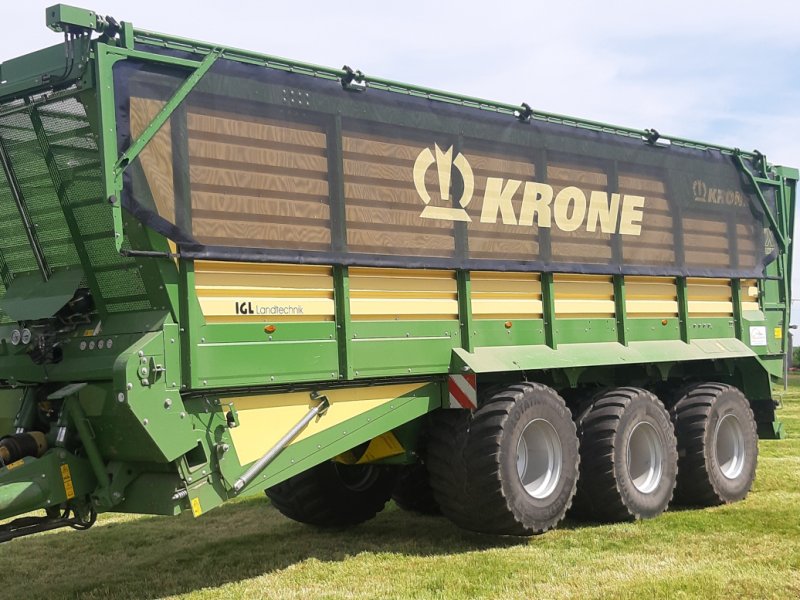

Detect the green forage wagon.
xmin=0 ymin=4 xmax=794 ymax=541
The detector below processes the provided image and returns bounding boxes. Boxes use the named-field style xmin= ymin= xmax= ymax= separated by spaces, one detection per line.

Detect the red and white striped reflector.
xmin=448 ymin=373 xmax=477 ymax=409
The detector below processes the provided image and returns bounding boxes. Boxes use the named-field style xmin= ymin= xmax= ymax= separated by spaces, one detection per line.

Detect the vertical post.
xmin=12 ymin=389 xmax=37 ymax=433
xmin=169 ymin=100 xmax=197 ymax=387
xmin=327 ymin=114 xmax=351 ymax=380
xmin=93 ymin=45 xmax=125 ymax=251
xmin=613 ymin=274 xmax=628 ymax=346
xmin=776 ymin=180 xmax=791 ymax=357
xmin=65 ymin=397 xmax=111 ymax=493
xmin=731 ymin=278 xmax=743 ymax=340
xmin=334 ymin=265 xmax=353 ymax=380
xmin=178 ymin=260 xmax=196 ymax=388
xmin=676 ymin=276 xmax=690 ymax=343
xmin=457 ymin=270 xmax=474 ymax=352
xmin=541 ymin=272 xmax=557 ymax=349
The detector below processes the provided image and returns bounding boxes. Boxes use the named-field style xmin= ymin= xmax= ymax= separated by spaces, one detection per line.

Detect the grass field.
xmin=3 ymin=382 xmax=800 ymax=600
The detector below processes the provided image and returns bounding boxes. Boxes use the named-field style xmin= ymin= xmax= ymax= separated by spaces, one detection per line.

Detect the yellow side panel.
xmin=349 ymin=267 xmax=458 ymax=320
xmin=471 ymin=271 xmax=542 ymax=319
xmin=687 ymin=278 xmax=733 ymax=317
xmin=195 ymin=261 xmax=334 ymax=322
xmin=229 ymin=382 xmax=428 ymax=464
xmin=554 ymin=274 xmax=614 ymax=317
xmin=741 ymin=278 xmax=760 ymax=312
xmin=626 ymin=276 xmax=679 ymax=317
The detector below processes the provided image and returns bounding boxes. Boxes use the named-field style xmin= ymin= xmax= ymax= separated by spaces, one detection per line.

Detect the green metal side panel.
xmin=0 ymin=39 xmax=90 ymax=101
xmin=192 ymin=322 xmax=339 ymax=388
xmin=452 ymin=338 xmax=757 ymax=374
xmin=0 ymin=388 xmax=23 ymax=436
xmin=0 ymin=268 xmax=83 ymax=321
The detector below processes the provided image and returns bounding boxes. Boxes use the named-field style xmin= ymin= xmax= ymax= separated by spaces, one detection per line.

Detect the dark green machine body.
xmin=0 ymin=5 xmax=795 ymax=540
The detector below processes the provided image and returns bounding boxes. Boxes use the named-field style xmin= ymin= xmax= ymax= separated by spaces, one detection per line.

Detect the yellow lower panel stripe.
xmin=229 ymin=382 xmax=428 ymax=464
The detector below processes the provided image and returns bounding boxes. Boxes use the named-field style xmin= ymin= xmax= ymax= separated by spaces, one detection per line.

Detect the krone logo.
xmin=692 ymin=179 xmax=707 ymax=202
xmin=413 ymin=144 xmax=474 ymax=222
xmin=692 ymin=178 xmax=745 ymax=207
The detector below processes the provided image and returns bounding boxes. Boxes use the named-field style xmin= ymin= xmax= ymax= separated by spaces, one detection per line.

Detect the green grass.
xmin=4 ymin=385 xmax=800 ymax=600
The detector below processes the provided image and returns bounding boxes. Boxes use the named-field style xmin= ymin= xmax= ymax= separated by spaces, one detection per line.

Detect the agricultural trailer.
xmin=0 ymin=5 xmax=795 ymax=541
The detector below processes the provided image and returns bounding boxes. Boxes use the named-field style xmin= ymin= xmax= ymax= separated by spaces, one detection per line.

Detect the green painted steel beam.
xmin=334 ymin=265 xmax=352 ymax=380
xmin=64 ymin=396 xmax=113 ymax=505
xmin=113 ymin=49 xmax=220 ymax=176
xmin=734 ymin=152 xmax=787 ymax=252
xmin=0 ymin=38 xmax=91 ymax=103
xmin=105 ymin=46 xmax=203 ymax=70
xmin=46 ymin=4 xmax=102 ymax=33
xmin=457 ymin=271 xmax=474 ymax=353
xmin=92 ymin=45 xmax=125 ymax=250
xmin=541 ymin=272 xmax=557 ymax=349
xmin=452 ymin=338 xmax=757 ymax=374
xmin=613 ymin=275 xmax=628 ymax=346
xmin=0 ymin=450 xmax=96 ymax=520
xmin=0 ymin=482 xmax=46 ymax=518
xmin=676 ymin=277 xmax=690 ymax=343
xmin=731 ymin=278 xmax=743 ymax=340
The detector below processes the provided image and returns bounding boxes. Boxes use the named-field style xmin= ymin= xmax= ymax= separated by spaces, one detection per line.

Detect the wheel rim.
xmin=627 ymin=422 xmax=663 ymax=494
xmin=516 ymin=418 xmax=562 ymax=499
xmin=334 ymin=464 xmax=379 ymax=492
xmin=714 ymin=413 xmax=745 ymax=480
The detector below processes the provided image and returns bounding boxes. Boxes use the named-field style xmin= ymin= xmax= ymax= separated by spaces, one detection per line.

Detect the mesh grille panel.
xmin=0 ymin=95 xmax=154 ymax=318
xmin=0 ymin=109 xmax=79 ymax=270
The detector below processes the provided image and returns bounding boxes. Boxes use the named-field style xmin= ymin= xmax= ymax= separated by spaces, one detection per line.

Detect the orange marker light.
xmin=504 ymin=321 xmax=513 ymax=329
xmin=661 ymin=320 xmax=668 ymax=326
xmin=264 ymin=325 xmax=277 ymax=334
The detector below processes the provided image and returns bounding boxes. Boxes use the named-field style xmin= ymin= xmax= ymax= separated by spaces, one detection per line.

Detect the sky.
xmin=1 ymin=0 xmax=800 ymax=322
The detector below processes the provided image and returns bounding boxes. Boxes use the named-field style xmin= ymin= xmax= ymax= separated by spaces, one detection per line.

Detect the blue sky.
xmin=2 ymin=0 xmax=799 ymax=322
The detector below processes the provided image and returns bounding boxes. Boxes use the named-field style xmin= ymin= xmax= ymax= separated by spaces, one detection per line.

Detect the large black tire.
xmin=265 ymin=461 xmax=397 ymax=527
xmin=426 ymin=409 xmax=473 ymax=525
xmin=392 ymin=462 xmax=440 ymax=515
xmin=428 ymin=382 xmax=580 ymax=536
xmin=574 ymin=387 xmax=678 ymax=522
xmin=670 ymin=382 xmax=758 ymax=506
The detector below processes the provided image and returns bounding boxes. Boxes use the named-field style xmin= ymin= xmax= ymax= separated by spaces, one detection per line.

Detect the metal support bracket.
xmin=516 ymin=102 xmax=533 ymax=123
xmin=733 ymin=151 xmax=787 ymax=252
xmin=341 ymin=65 xmax=366 ymax=91
xmin=114 ymin=48 xmax=221 ymax=175
xmin=232 ymin=392 xmax=330 ymax=493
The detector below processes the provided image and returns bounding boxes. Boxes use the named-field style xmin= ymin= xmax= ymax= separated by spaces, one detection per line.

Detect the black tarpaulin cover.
xmin=114 ymin=49 xmax=775 ymax=277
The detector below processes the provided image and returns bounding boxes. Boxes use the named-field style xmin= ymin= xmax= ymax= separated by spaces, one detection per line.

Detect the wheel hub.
xmin=516 ymin=418 xmax=562 ymax=499
xmin=627 ymin=421 xmax=663 ymax=494
xmin=714 ymin=413 xmax=745 ymax=480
